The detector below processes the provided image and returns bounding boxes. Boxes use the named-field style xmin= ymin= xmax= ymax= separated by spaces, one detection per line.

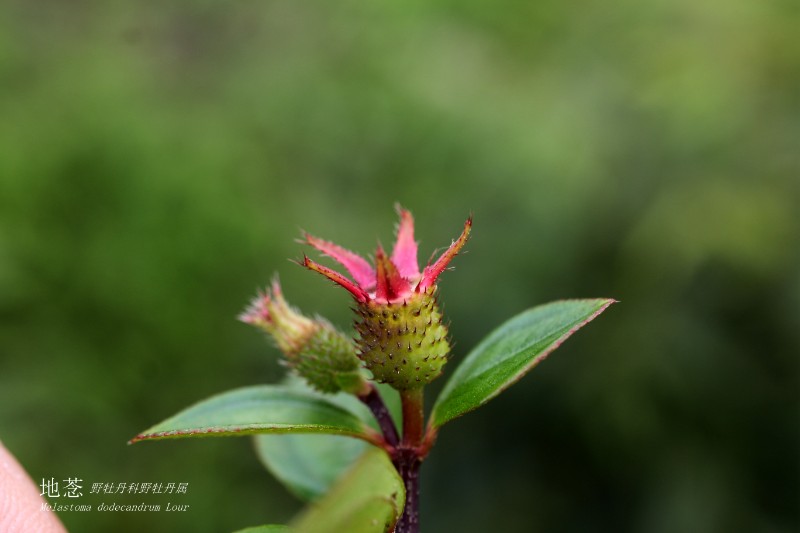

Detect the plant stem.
xmin=395 ymin=387 xmax=425 ymax=533
xmin=394 ymin=449 xmax=421 ymax=533
xmin=359 ymin=384 xmax=400 ymax=447
xmin=401 ymin=387 xmax=424 ymax=447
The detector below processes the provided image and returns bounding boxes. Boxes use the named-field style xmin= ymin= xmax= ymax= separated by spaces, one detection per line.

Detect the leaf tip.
xmin=597 ymin=297 xmax=618 ymax=313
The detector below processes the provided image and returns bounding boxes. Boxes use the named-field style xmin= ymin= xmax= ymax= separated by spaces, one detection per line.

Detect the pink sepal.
xmin=391 ymin=207 xmax=420 ymax=281
xmin=418 ymin=216 xmax=472 ymax=292
xmin=304 ymin=233 xmax=376 ymax=290
xmin=302 ymin=256 xmax=370 ymax=302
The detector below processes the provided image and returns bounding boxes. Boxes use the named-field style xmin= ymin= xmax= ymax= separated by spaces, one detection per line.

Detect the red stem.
xmin=359 ymin=384 xmax=400 ymax=447
xmin=401 ymin=388 xmax=424 ymax=447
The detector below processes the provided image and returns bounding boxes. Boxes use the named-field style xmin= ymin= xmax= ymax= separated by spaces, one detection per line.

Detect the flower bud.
xmin=302 ymin=207 xmax=471 ymax=390
xmin=240 ymin=280 xmax=368 ymax=395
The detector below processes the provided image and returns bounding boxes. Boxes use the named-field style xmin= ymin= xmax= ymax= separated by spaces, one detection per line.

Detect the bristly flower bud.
xmin=301 ymin=206 xmax=471 ymax=390
xmin=239 ymin=279 xmax=368 ymax=395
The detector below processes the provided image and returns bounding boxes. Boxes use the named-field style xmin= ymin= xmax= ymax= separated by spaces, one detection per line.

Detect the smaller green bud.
xmin=240 ymin=279 xmax=368 ymax=395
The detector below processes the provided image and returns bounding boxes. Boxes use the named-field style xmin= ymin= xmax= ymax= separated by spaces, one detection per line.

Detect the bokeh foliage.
xmin=0 ymin=0 xmax=797 ymax=531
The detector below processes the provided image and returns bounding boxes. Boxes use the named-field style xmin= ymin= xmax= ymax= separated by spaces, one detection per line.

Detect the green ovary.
xmin=354 ymin=291 xmax=450 ymax=390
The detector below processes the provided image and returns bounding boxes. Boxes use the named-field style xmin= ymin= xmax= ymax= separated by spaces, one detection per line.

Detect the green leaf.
xmin=289 ymin=447 xmax=404 ymax=533
xmin=130 ymin=386 xmax=381 ymax=445
xmin=255 ymin=434 xmax=368 ymax=501
xmin=254 ymin=378 xmax=401 ymax=502
xmin=431 ymin=299 xmax=615 ymax=428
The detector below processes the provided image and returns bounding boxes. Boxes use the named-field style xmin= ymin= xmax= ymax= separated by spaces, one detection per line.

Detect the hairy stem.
xmin=394 ymin=387 xmax=425 ymax=533
xmin=359 ymin=384 xmax=400 ymax=447
xmin=394 ymin=449 xmax=421 ymax=533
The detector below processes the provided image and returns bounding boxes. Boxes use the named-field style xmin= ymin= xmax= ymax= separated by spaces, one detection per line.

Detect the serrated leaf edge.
xmin=431 ymin=298 xmax=616 ymax=428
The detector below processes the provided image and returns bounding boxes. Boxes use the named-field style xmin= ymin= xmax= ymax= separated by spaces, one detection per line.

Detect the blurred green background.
xmin=1 ymin=0 xmax=798 ymax=531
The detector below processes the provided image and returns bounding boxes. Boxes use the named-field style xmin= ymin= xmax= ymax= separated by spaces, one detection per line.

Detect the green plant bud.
xmin=294 ymin=319 xmax=367 ymax=394
xmin=240 ymin=280 xmax=367 ymax=395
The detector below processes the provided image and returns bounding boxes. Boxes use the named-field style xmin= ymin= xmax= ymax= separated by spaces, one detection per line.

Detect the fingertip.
xmin=0 ymin=440 xmax=68 ymax=532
